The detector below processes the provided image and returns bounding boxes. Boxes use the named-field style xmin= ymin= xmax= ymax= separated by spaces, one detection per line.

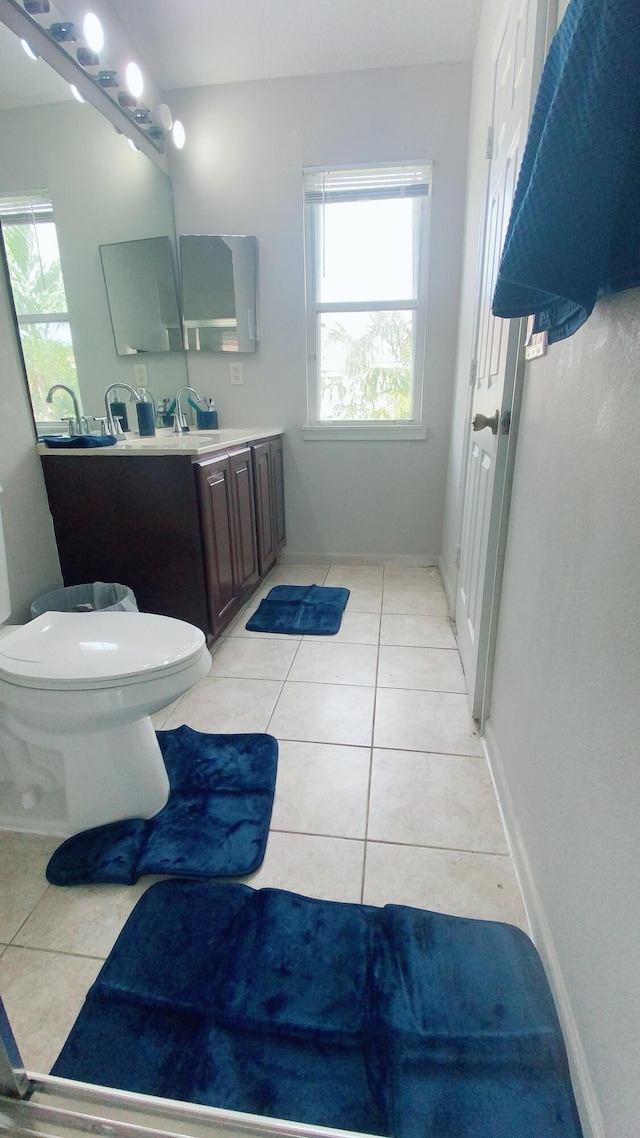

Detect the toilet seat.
xmin=0 ymin=611 xmax=207 ymax=691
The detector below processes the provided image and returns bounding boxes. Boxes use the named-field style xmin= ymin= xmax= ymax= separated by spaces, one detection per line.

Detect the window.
xmin=0 ymin=196 xmax=80 ymax=423
xmin=303 ymin=163 xmax=431 ymax=438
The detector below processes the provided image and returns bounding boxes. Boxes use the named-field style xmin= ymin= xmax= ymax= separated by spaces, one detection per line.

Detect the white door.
xmin=456 ymin=0 xmax=547 ymax=719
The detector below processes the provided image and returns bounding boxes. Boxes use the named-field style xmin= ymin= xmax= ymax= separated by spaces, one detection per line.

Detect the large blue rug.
xmin=246 ymin=584 xmax=349 ymax=635
xmin=46 ymin=727 xmax=278 ymax=885
xmin=52 ymin=880 xmax=583 ymax=1137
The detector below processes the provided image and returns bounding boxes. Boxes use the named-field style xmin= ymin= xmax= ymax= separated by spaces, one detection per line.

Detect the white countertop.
xmin=37 ymin=427 xmax=283 ymax=457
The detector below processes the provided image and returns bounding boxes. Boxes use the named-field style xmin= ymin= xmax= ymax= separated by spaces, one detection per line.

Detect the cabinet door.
xmin=270 ymin=437 xmax=286 ymax=551
xmin=197 ymin=456 xmax=237 ymax=632
xmin=229 ymin=447 xmax=259 ymax=596
xmin=252 ymin=442 xmax=276 ymax=576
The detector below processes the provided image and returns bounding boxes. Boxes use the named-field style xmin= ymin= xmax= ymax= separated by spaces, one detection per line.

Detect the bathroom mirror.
xmin=100 ymin=236 xmax=182 ymax=355
xmin=180 ymin=234 xmax=258 ymax=353
xmin=0 ymin=19 xmax=188 ymax=427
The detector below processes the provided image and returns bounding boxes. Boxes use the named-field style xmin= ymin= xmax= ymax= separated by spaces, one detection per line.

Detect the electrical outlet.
xmin=230 ymin=362 xmax=244 ymax=386
xmin=133 ymin=362 xmax=148 ymax=386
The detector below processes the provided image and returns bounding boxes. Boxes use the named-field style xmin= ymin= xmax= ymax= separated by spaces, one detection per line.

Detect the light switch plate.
xmin=133 ymin=362 xmax=148 ymax=385
xmin=230 ymin=363 xmax=244 ymax=385
xmin=524 ymin=316 xmax=548 ymax=361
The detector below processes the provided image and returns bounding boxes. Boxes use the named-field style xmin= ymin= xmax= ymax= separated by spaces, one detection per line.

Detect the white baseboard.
xmin=483 ymin=720 xmax=605 ymax=1138
xmin=438 ymin=554 xmax=456 ymax=615
xmin=278 ymin=550 xmax=439 ymax=567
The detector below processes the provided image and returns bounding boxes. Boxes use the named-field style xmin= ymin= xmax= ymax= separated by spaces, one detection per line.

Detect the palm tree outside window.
xmin=0 ymin=195 xmax=79 ymax=422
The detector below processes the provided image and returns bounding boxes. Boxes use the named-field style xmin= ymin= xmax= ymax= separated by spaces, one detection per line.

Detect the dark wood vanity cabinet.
xmin=252 ymin=437 xmax=286 ymax=576
xmin=40 ymin=433 xmax=284 ymax=645
xmin=196 ymin=448 xmax=258 ymax=634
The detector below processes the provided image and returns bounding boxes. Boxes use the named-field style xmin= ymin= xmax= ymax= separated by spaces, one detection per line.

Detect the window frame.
xmin=0 ymin=196 xmax=80 ymax=424
xmin=303 ymin=161 xmax=431 ymax=441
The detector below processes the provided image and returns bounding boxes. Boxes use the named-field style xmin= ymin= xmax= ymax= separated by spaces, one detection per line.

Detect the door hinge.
xmin=486 ymin=126 xmax=494 ymax=160
xmin=469 ymin=358 xmax=477 ymax=385
xmin=455 ymin=545 xmax=461 ymax=567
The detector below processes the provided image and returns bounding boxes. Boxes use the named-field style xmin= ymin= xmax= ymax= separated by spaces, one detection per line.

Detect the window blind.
xmin=0 ymin=195 xmax=54 ymax=225
xmin=303 ymin=163 xmax=431 ymax=204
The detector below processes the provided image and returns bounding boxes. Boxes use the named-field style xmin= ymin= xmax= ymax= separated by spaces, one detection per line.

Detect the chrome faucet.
xmin=46 ymin=384 xmax=86 ymax=435
xmin=104 ymin=383 xmax=141 ymax=438
xmin=173 ymin=386 xmax=202 ymax=433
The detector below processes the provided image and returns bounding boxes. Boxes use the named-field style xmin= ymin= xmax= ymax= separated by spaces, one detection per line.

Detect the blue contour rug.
xmin=246 ymin=584 xmax=350 ymax=635
xmin=52 ymin=880 xmax=583 ymax=1138
xmin=45 ymin=727 xmax=278 ymax=886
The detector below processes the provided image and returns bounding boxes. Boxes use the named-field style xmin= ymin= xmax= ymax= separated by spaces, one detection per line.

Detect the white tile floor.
xmin=0 ymin=563 xmax=528 ymax=1074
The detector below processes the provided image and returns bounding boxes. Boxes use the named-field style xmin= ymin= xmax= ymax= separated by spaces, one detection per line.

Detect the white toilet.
xmin=0 ymin=488 xmax=212 ymax=832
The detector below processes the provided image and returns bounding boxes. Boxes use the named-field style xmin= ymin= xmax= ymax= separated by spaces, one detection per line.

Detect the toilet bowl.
xmin=0 ymin=610 xmax=211 ymax=831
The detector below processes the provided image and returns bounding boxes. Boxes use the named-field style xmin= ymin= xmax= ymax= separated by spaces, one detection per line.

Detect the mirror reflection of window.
xmin=0 ymin=196 xmax=80 ymax=421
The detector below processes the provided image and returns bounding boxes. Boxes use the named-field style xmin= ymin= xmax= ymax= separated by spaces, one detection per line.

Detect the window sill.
xmin=302 ymin=424 xmax=428 ymax=442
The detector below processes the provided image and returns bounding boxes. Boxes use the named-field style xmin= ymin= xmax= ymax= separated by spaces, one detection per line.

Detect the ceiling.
xmin=107 ymin=0 xmax=482 ymax=91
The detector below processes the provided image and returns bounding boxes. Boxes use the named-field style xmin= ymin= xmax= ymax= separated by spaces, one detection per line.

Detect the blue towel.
xmin=492 ymin=0 xmax=640 ymax=343
xmin=52 ymin=881 xmax=583 ymax=1137
xmin=45 ymin=726 xmax=278 ymax=885
xmin=246 ymin=584 xmax=350 ymax=635
xmin=42 ymin=434 xmax=118 ymax=448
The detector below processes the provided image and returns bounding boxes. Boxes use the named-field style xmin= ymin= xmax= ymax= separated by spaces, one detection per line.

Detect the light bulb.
xmin=172 ymin=120 xmax=185 ymax=150
xmin=69 ymin=84 xmax=85 ymax=102
xmin=82 ymin=12 xmax=104 ymax=53
xmin=125 ymin=61 xmax=144 ymax=98
xmin=20 ymin=40 xmax=39 ymax=60
xmin=157 ymin=103 xmax=173 ymax=131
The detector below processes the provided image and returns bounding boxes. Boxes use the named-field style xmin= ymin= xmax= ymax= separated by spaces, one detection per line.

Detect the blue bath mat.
xmin=246 ymin=584 xmax=349 ymax=635
xmin=52 ymin=880 xmax=582 ymax=1138
xmin=46 ymin=727 xmax=278 ymax=885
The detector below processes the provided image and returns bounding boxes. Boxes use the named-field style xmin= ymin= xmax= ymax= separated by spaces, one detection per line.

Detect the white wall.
xmin=0 ymin=263 xmax=61 ymax=620
xmin=487 ymin=289 xmax=640 ymax=1137
xmin=167 ymin=64 xmax=471 ymax=561
xmin=442 ymin=0 xmax=640 ymax=1133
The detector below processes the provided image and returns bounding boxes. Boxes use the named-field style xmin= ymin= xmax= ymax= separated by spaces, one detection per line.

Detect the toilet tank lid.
xmin=0 ymin=611 xmax=206 ymax=683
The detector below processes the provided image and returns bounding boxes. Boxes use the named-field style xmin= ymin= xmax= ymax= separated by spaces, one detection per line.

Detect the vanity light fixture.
xmin=49 ymin=21 xmax=76 ymax=42
xmin=172 ymin=119 xmax=185 ymax=149
xmin=20 ymin=39 xmax=39 ymax=59
xmin=157 ymin=103 xmax=173 ymax=131
xmin=125 ymin=61 xmax=144 ymax=99
xmin=97 ymin=69 xmax=118 ymax=87
xmin=77 ymin=46 xmax=99 ymax=66
xmin=82 ymin=12 xmax=104 ymax=53
xmin=13 ymin=2 xmax=165 ymax=157
xmin=127 ymin=138 xmax=139 ymax=152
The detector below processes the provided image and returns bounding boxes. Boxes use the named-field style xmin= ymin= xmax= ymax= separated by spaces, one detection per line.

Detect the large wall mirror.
xmin=0 ymin=19 xmax=188 ymax=430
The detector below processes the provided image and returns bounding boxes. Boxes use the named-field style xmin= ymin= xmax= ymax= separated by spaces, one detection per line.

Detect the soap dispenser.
xmin=136 ymin=387 xmax=156 ymax=437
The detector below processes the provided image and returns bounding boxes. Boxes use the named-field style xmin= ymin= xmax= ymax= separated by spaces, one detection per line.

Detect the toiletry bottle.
xmin=136 ymin=388 xmax=156 ymax=437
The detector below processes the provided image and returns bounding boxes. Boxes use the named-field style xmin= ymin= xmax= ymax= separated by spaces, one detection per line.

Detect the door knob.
xmin=472 ymin=410 xmax=499 ymax=434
